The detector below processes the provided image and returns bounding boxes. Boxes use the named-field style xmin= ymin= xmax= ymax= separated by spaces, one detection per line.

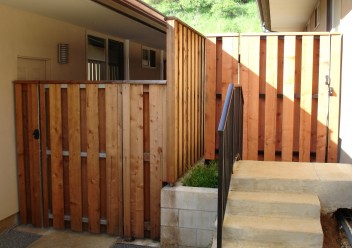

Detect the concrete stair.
xmin=220 ymin=161 xmax=324 ymax=247
xmin=226 ymin=191 xmax=321 ymax=218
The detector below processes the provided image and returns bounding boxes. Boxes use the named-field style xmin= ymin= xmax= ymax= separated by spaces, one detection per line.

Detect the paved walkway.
xmin=1 ymin=225 xmax=159 ymax=248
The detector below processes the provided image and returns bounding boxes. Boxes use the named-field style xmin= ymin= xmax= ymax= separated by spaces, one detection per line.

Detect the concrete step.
xmin=222 ymin=214 xmax=323 ymax=247
xmin=226 ymin=191 xmax=321 ymax=219
xmin=230 ymin=160 xmax=318 ymax=193
xmin=221 ymin=240 xmax=311 ymax=248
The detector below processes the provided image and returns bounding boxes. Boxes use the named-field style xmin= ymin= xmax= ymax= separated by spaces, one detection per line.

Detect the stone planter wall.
xmin=160 ymin=185 xmax=217 ymax=248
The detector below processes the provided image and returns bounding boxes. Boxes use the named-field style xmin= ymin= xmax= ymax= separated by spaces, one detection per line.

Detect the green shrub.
xmin=182 ymin=161 xmax=218 ymax=188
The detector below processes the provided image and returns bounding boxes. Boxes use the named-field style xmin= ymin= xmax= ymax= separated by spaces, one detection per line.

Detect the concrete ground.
xmin=12 ymin=225 xmax=160 ymax=248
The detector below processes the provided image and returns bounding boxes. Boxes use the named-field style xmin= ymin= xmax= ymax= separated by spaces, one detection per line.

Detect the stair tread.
xmin=233 ymin=160 xmax=318 ymax=180
xmin=228 ymin=191 xmax=320 ymax=205
xmin=223 ymin=214 xmax=322 ymax=234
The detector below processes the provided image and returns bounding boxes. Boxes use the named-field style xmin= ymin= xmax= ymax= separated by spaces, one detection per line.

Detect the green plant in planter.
xmin=182 ymin=161 xmax=218 ymax=188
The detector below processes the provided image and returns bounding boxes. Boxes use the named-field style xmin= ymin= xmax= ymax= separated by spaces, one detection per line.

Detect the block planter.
xmin=160 ymin=185 xmax=217 ymax=248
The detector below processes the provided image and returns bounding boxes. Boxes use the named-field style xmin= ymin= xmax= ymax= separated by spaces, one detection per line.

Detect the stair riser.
xmin=223 ymin=227 xmax=323 ymax=247
xmin=226 ymin=201 xmax=320 ymax=219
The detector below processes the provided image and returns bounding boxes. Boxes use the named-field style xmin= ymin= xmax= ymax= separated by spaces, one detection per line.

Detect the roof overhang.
xmin=0 ymin=0 xmax=167 ymax=49
xmin=257 ymin=0 xmax=318 ymax=31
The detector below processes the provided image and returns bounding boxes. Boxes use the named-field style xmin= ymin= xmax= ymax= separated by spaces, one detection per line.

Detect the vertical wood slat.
xmin=310 ymin=38 xmax=319 ymax=154
xmin=49 ymin=84 xmax=64 ymax=229
xmin=245 ymin=36 xmax=260 ymax=160
xmin=195 ymin=34 xmax=199 ymax=161
xmin=294 ymin=39 xmax=302 ymax=154
xmin=15 ymin=84 xmax=27 ymax=224
xmin=105 ymin=84 xmax=120 ymax=235
xmin=27 ymin=84 xmax=42 ymax=227
xmin=122 ymin=84 xmax=132 ymax=238
xmin=166 ymin=19 xmax=178 ymax=183
xmin=98 ymin=89 xmax=107 ymax=227
xmin=282 ymin=36 xmax=296 ymax=161
xmin=80 ymin=88 xmax=88 ymax=231
xmin=149 ymin=85 xmax=164 ymax=239
xmin=328 ymin=34 xmax=341 ymax=162
xmin=258 ymin=39 xmax=267 ymax=153
xmin=130 ymin=84 xmax=144 ymax=238
xmin=264 ymin=36 xmax=279 ymax=160
xmin=178 ymin=24 xmax=184 ymax=177
xmin=189 ymin=32 xmax=193 ymax=166
xmin=117 ymin=85 xmax=124 ymax=235
xmin=204 ymin=37 xmax=217 ymax=160
xmin=182 ymin=26 xmax=188 ymax=174
xmin=39 ymin=85 xmax=49 ymax=227
xmin=276 ymin=39 xmax=284 ymax=154
xmin=86 ymin=84 xmax=100 ymax=233
xmin=200 ymin=38 xmax=205 ymax=157
xmin=222 ymin=37 xmax=239 ymax=105
xmin=191 ymin=31 xmax=195 ymax=165
xmin=187 ymin=29 xmax=192 ymax=167
xmin=67 ymin=85 xmax=82 ymax=232
xmin=215 ymin=38 xmax=222 ymax=152
xmin=299 ymin=36 xmax=314 ymax=162
xmin=316 ymin=36 xmax=330 ymax=162
xmin=143 ymin=86 xmax=150 ymax=235
xmin=240 ymin=37 xmax=249 ymax=160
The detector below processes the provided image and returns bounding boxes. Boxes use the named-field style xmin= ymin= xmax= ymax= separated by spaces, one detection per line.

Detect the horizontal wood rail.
xmin=14 ymin=80 xmax=167 ymax=85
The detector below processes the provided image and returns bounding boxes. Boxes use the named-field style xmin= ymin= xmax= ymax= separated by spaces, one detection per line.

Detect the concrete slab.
xmin=13 ymin=225 xmax=160 ymax=248
xmin=28 ymin=229 xmax=116 ymax=248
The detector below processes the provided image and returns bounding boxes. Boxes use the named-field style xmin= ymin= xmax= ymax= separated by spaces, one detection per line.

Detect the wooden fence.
xmin=166 ymin=18 xmax=206 ymax=183
xmin=14 ymin=17 xmax=207 ymax=239
xmin=15 ymin=80 xmax=166 ymax=239
xmin=205 ymin=33 xmax=341 ymax=162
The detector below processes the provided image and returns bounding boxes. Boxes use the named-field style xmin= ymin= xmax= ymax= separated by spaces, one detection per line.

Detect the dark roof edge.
xmin=117 ymin=0 xmax=166 ymax=24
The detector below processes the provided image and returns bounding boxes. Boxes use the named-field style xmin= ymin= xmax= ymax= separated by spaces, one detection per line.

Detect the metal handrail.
xmin=217 ymin=84 xmax=243 ymax=248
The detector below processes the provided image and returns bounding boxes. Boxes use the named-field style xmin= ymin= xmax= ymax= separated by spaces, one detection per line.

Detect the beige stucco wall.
xmin=0 ymin=4 xmax=86 ymax=222
xmin=129 ymin=41 xmax=161 ymax=80
xmin=308 ymin=0 xmax=328 ymax=31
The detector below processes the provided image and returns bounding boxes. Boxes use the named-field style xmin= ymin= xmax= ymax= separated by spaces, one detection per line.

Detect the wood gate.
xmin=14 ymin=81 xmax=166 ymax=239
xmin=205 ymin=32 xmax=341 ymax=162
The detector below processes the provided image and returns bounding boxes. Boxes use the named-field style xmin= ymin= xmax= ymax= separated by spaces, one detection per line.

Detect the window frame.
xmin=142 ymin=47 xmax=157 ymax=69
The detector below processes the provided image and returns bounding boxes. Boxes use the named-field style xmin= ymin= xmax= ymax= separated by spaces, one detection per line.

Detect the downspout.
xmin=256 ymin=0 xmax=272 ymax=32
xmin=124 ymin=40 xmax=130 ymax=80
xmin=336 ymin=209 xmax=352 ymax=246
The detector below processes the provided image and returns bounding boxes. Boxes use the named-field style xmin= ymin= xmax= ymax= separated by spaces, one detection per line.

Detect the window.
xmin=314 ymin=2 xmax=321 ymax=29
xmin=142 ymin=47 xmax=156 ymax=68
xmin=87 ymin=35 xmax=106 ymax=80
xmin=87 ymin=35 xmax=124 ymax=80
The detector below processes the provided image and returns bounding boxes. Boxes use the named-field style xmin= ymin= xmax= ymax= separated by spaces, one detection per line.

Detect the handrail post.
xmin=217 ymin=84 xmax=244 ymax=248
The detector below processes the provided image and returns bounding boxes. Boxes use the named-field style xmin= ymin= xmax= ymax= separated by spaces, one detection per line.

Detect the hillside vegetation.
xmin=143 ymin=0 xmax=262 ymax=34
